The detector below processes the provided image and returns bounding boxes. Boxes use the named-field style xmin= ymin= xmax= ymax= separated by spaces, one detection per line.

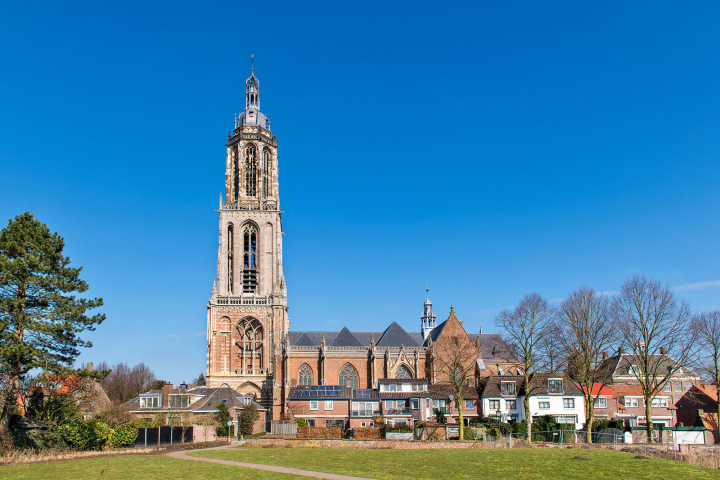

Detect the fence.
xmin=134 ymin=426 xmax=193 ymax=447
xmin=271 ymin=422 xmax=298 ymax=436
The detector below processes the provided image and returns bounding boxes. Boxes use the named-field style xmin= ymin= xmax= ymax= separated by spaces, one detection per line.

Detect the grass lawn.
xmin=0 ymin=454 xmax=305 ymax=480
xmin=190 ymin=446 xmax=720 ymax=480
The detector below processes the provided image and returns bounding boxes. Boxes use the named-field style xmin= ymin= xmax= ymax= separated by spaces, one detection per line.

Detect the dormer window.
xmin=547 ymin=379 xmax=563 ymax=394
xmin=500 ymin=381 xmax=516 ymax=396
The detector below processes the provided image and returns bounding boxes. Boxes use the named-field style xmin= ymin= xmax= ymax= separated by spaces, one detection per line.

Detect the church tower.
xmin=421 ymin=289 xmax=436 ymax=340
xmin=206 ymin=61 xmax=288 ymax=413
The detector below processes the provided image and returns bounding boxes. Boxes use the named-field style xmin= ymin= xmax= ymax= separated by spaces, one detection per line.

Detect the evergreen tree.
xmin=0 ymin=213 xmax=105 ymax=430
xmin=215 ymin=402 xmax=231 ymax=436
xmin=195 ymin=373 xmax=206 ymax=386
xmin=239 ymin=404 xmax=258 ymax=436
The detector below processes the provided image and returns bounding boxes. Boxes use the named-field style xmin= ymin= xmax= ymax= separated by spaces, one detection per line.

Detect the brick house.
xmin=676 ymin=385 xmax=718 ymax=441
xmin=606 ymin=384 xmax=677 ymax=427
xmin=122 ymin=384 xmax=268 ymax=434
xmin=579 ymin=383 xmax=618 ymax=421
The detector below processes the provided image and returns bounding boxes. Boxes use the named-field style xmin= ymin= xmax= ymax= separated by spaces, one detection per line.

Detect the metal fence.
xmin=134 ymin=426 xmax=193 ymax=447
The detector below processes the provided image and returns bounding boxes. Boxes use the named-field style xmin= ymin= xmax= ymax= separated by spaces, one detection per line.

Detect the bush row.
xmin=297 ymin=426 xmax=341 ymax=439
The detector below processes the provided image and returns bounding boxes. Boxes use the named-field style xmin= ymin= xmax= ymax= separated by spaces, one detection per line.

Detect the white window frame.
xmin=626 ymin=397 xmax=639 ymax=408
xmin=310 ymin=401 xmax=319 ymax=410
xmin=594 ymin=397 xmax=607 ymax=408
xmin=538 ymin=401 xmax=550 ymax=409
xmin=563 ymin=398 xmax=575 ymax=409
xmin=384 ymin=400 xmax=393 ymax=410
xmin=500 ymin=382 xmax=516 ymax=396
xmin=410 ymin=399 xmax=419 ymax=410
xmin=488 ymin=399 xmax=500 ymax=410
xmin=506 ymin=399 xmax=516 ymax=410
xmin=325 ymin=400 xmax=333 ymax=410
xmin=465 ymin=400 xmax=474 ymax=410
xmin=547 ymin=379 xmax=564 ymax=394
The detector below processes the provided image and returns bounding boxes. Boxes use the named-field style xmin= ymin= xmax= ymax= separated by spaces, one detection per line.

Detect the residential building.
xmin=606 ymin=384 xmax=677 ymax=427
xmin=122 ymin=384 xmax=268 ymax=433
xmin=579 ymin=383 xmax=618 ymax=421
xmin=676 ymin=385 xmax=718 ymax=441
xmin=479 ymin=374 xmax=586 ymax=430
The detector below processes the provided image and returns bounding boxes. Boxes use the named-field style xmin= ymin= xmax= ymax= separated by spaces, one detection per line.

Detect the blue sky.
xmin=1 ymin=1 xmax=718 ymax=384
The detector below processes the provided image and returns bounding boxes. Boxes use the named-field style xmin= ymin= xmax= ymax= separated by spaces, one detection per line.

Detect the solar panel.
xmin=356 ymin=390 xmax=370 ymax=399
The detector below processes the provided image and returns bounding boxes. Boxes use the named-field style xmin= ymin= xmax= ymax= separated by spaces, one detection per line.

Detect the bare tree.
xmin=692 ymin=311 xmax=720 ymax=435
xmin=557 ymin=286 xmax=618 ymax=442
xmin=538 ymin=321 xmax=563 ymax=373
xmin=432 ymin=333 xmax=480 ymax=441
xmin=495 ymin=293 xmax=555 ymax=440
xmin=614 ymin=275 xmax=695 ymax=442
xmin=101 ymin=362 xmax=157 ymax=404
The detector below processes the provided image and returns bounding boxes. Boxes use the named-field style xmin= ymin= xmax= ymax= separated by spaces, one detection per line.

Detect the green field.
xmin=190 ymin=446 xmax=720 ymax=480
xmin=1 ymin=446 xmax=719 ymax=479
xmin=0 ymin=454 xmax=303 ymax=480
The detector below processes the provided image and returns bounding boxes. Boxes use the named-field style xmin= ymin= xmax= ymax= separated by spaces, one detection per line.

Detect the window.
xmin=242 ymin=224 xmax=258 ymax=293
xmin=555 ymin=414 xmax=578 ymax=424
xmin=299 ymin=364 xmax=312 ymax=386
xmin=488 ymin=400 xmax=500 ymax=410
xmin=339 ymin=364 xmax=358 ymax=389
xmin=674 ymin=382 xmax=682 ymax=392
xmin=563 ymin=398 xmax=575 ymax=409
xmin=395 ymin=365 xmax=412 ymax=379
xmin=352 ymin=402 xmax=379 ymax=417
xmin=325 ymin=401 xmax=333 ymax=410
xmin=262 ymin=148 xmax=271 ymax=198
xmin=651 ymin=397 xmax=668 ymax=407
xmin=539 ymin=401 xmax=550 ymax=409
xmin=389 ymin=384 xmax=397 ymax=392
xmin=547 ymin=379 xmax=563 ymax=393
xmin=236 ymin=317 xmax=263 ymax=372
xmin=663 ymin=382 xmax=672 ymax=392
xmin=245 ymin=143 xmax=257 ymax=197
xmin=306 ymin=419 xmax=315 ymax=427
xmin=361 ymin=422 xmax=366 ymax=427
xmin=465 ymin=400 xmax=474 ymax=410
xmin=594 ymin=398 xmax=607 ymax=408
xmin=310 ymin=401 xmax=318 ymax=410
xmin=506 ymin=400 xmax=516 ymax=410
xmin=433 ymin=399 xmax=447 ymax=413
xmin=410 ymin=399 xmax=419 ymax=410
xmin=227 ymin=224 xmax=234 ymax=294
xmin=626 ymin=397 xmax=638 ymax=408
xmin=397 ymin=401 xmax=405 ymax=410
xmin=384 ymin=400 xmax=393 ymax=410
xmin=500 ymin=382 xmax=516 ymax=396
xmin=140 ymin=396 xmax=159 ymax=408
xmin=675 ymin=395 xmax=682 ymax=403
xmin=685 ymin=382 xmax=693 ymax=391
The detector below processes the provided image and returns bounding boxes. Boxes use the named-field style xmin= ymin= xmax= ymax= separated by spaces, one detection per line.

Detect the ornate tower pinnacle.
xmin=421 ymin=288 xmax=437 ymax=340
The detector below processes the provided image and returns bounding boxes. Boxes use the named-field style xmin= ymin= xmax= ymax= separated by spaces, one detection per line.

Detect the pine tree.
xmin=0 ymin=212 xmax=105 ymax=430
xmin=195 ymin=373 xmax=206 ymax=386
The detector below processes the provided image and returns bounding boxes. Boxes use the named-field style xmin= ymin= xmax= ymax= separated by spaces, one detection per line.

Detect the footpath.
xmin=166 ymin=444 xmax=377 ymax=480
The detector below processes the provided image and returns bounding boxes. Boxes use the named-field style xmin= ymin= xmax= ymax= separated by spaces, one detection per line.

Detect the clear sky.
xmin=1 ymin=1 xmax=718 ymax=384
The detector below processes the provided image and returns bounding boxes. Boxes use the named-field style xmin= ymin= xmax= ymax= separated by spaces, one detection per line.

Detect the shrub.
xmin=240 ymin=405 xmax=259 ymax=436
xmin=297 ymin=426 xmax=341 ymax=439
xmin=108 ymin=425 xmax=139 ymax=448
xmin=463 ymin=425 xmax=486 ymax=440
xmin=434 ymin=409 xmax=446 ymax=424
xmin=12 ymin=429 xmax=68 ymax=451
xmin=385 ymin=425 xmax=412 ymax=433
xmin=295 ymin=417 xmax=307 ymax=427
xmin=513 ymin=421 xmax=528 ymax=434
xmin=56 ymin=420 xmax=111 ymax=450
xmin=349 ymin=427 xmax=382 ymax=440
xmin=215 ymin=403 xmax=232 ymax=437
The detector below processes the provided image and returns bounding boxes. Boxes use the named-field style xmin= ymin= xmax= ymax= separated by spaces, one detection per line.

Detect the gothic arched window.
xmin=236 ymin=317 xmax=263 ymax=374
xmin=227 ymin=224 xmax=234 ymax=294
xmin=299 ymin=364 xmax=312 ymax=386
xmin=245 ymin=144 xmax=257 ymax=197
xmin=242 ymin=224 xmax=258 ymax=293
xmin=395 ymin=365 xmax=412 ymax=379
xmin=338 ymin=364 xmax=358 ymax=389
xmin=262 ymin=149 xmax=271 ymax=199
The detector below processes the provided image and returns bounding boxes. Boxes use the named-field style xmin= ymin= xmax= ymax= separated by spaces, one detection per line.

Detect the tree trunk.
xmin=586 ymin=398 xmax=593 ymax=444
xmin=524 ymin=371 xmax=532 ymax=441
xmin=645 ymin=396 xmax=654 ymax=443
xmin=458 ymin=397 xmax=464 ymax=441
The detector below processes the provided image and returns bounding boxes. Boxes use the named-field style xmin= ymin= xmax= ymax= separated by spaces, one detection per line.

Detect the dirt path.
xmin=166 ymin=445 xmax=377 ymax=480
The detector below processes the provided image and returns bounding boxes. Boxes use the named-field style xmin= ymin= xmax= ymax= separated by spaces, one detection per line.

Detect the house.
xmin=596 ymin=349 xmax=700 ymax=405
xmin=479 ymin=373 xmax=586 ymax=430
xmin=122 ymin=384 xmax=268 ymax=433
xmin=579 ymin=383 xmax=618 ymax=421
xmin=676 ymin=385 xmax=718 ymax=442
xmin=606 ymin=384 xmax=677 ymax=427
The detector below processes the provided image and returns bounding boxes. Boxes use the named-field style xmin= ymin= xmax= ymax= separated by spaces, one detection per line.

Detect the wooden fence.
xmin=271 ymin=422 xmax=298 ymax=436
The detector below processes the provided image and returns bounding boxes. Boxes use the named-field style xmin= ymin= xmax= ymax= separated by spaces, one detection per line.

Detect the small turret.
xmin=421 ymin=288 xmax=437 ymax=340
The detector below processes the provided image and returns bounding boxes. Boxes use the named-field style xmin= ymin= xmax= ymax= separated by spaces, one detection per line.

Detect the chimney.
xmin=162 ymin=383 xmax=173 ymax=407
xmin=87 ymin=362 xmax=94 ymax=372
xmin=660 ymin=347 xmax=667 ymax=355
xmin=602 ymin=352 xmax=608 ymax=361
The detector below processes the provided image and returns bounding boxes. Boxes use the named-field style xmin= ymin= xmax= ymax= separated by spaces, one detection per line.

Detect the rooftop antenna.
xmin=426 ymin=283 xmax=429 ymax=299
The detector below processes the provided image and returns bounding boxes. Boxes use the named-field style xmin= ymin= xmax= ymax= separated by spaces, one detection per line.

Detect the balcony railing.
xmin=234 ymin=368 xmax=266 ymax=376
xmin=384 ymin=408 xmax=412 ymax=416
xmin=221 ymin=201 xmax=277 ymax=211
xmin=216 ymin=296 xmax=268 ymax=306
xmin=352 ymin=409 xmax=380 ymax=417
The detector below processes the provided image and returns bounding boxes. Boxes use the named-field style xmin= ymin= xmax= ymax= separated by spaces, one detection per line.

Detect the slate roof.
xmin=479 ymin=375 xmax=525 ymax=398
xmin=122 ymin=386 xmax=265 ymax=413
xmin=528 ymin=373 xmax=584 ymax=396
xmin=596 ymin=354 xmax=699 ymax=383
xmin=376 ymin=322 xmax=419 ymax=347
xmin=330 ymin=327 xmax=363 ymax=347
xmin=294 ymin=333 xmax=315 ymax=346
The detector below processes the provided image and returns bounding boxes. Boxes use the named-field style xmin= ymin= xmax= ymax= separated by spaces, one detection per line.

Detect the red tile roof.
xmin=579 ymin=383 xmax=618 ymax=398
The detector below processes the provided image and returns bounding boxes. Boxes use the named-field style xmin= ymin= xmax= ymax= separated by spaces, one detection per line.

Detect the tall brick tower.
xmin=206 ymin=61 xmax=288 ymax=415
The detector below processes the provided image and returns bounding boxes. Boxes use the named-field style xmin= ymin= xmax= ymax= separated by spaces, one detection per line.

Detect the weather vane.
xmin=251 ymin=54 xmax=254 ymax=73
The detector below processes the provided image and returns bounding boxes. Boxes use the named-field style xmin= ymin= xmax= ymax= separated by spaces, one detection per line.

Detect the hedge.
xmin=297 ymin=426 xmax=341 ymax=439
xmin=348 ymin=427 xmax=382 ymax=440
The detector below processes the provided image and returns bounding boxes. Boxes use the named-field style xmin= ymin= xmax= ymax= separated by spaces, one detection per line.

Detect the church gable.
xmin=376 ymin=321 xmax=419 ymax=347
xmin=329 ymin=327 xmax=363 ymax=347
xmin=294 ymin=333 xmax=315 ymax=346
